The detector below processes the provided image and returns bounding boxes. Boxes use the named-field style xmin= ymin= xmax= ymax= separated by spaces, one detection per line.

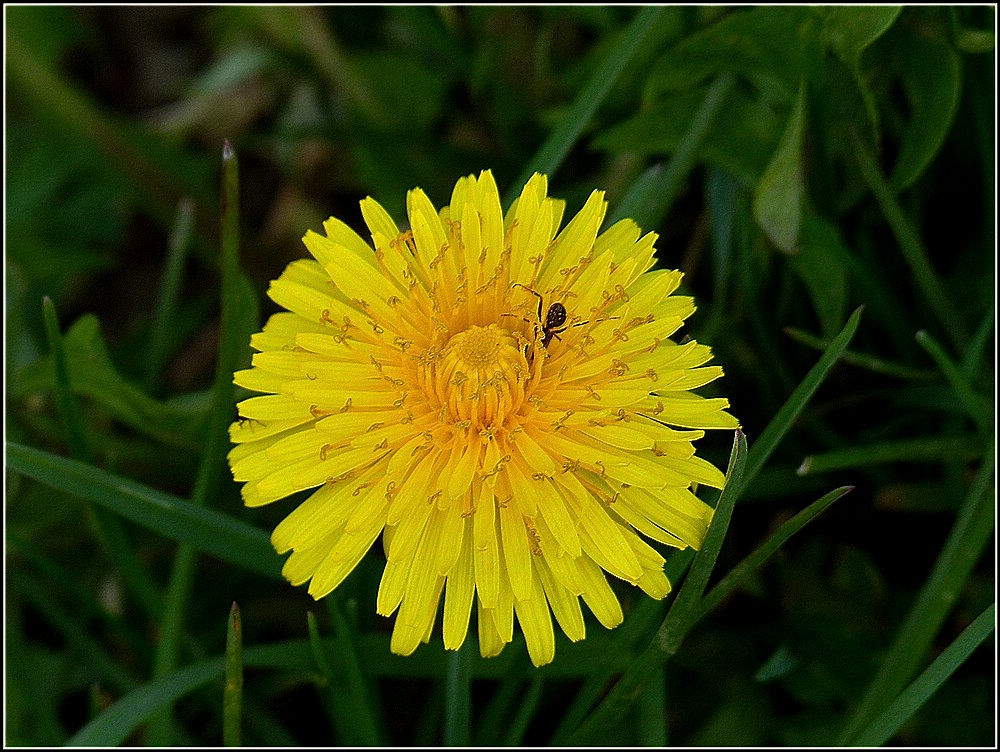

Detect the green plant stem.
xmin=149 ymin=142 xmax=243 ymax=745
xmin=443 ymin=641 xmax=473 ymax=746
xmin=223 ymin=602 xmax=243 ymax=747
xmin=851 ymin=130 xmax=969 ymax=352
xmin=837 ymin=441 xmax=995 ymax=744
xmin=508 ymin=6 xmax=664 ymax=201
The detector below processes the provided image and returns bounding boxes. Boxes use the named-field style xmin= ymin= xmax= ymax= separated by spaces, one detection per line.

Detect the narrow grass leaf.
xmin=6 ymin=442 xmax=281 ymax=581
xmin=145 ymin=198 xmax=195 ymax=392
xmin=565 ymin=432 xmax=746 ymax=744
xmin=41 ymin=299 xmax=164 ymax=619
xmin=853 ymin=602 xmax=996 ymax=747
xmin=505 ymin=677 xmax=544 ymax=746
xmin=10 ymin=569 xmax=140 ymax=697
xmin=66 ymin=658 xmax=227 ymax=747
xmin=916 ymin=329 xmax=992 ymax=430
xmin=695 ymin=486 xmax=852 ymax=622
xmin=852 ymin=130 xmax=969 ymax=351
xmin=798 ymin=436 xmax=984 ymax=475
xmin=151 ymin=141 xmax=254 ymax=744
xmin=960 ymin=307 xmax=995 ymax=377
xmin=605 ymin=72 xmax=735 ymax=232
xmin=784 ymin=326 xmax=937 ymax=381
xmin=659 ymin=431 xmax=747 ymax=643
xmin=309 ymin=604 xmax=386 ymax=746
xmin=508 ymin=6 xmax=664 ymax=200
xmin=551 ymin=549 xmax=694 ymax=745
xmin=42 ymin=296 xmax=91 ymax=462
xmin=743 ymin=306 xmax=863 ymax=489
xmin=223 ymin=602 xmax=243 ymax=747
xmin=838 ymin=442 xmax=995 ymax=744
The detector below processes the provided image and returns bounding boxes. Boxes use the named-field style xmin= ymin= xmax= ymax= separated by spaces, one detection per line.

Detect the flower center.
xmin=431 ymin=324 xmax=528 ymax=428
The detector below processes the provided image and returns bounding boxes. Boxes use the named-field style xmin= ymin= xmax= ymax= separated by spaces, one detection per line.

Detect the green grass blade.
xmin=151 ymin=141 xmax=253 ymax=744
xmin=9 ymin=569 xmax=140 ymax=697
xmin=960 ymin=306 xmax=994 ymax=376
xmin=505 ymin=677 xmax=544 ymax=746
xmin=550 ymin=551 xmax=693 ymax=744
xmin=223 ymin=602 xmax=243 ymax=747
xmin=606 ymin=72 xmax=735 ymax=232
xmin=308 ymin=605 xmax=386 ymax=746
xmin=443 ymin=640 xmax=473 ymax=746
xmin=41 ymin=298 xmax=165 ymax=620
xmin=42 ymin=296 xmax=91 ymax=462
xmin=852 ymin=602 xmax=996 ymax=747
xmin=5 ymin=25 xmax=214 ymax=250
xmin=838 ymin=442 xmax=995 ymax=744
xmin=6 ymin=442 xmax=281 ymax=581
xmin=915 ymin=329 xmax=992 ymax=430
xmin=145 ymin=198 xmax=195 ymax=392
xmin=656 ymin=431 xmax=747 ymax=644
xmin=66 ymin=657 xmax=227 ymax=747
xmin=798 ymin=436 xmax=984 ymax=475
xmin=852 ymin=131 xmax=969 ymax=351
xmin=783 ymin=326 xmax=937 ymax=381
xmin=507 ymin=6 xmax=664 ymax=201
xmin=695 ymin=486 xmax=852 ymax=622
xmin=565 ymin=431 xmax=746 ymax=744
xmin=743 ymin=306 xmax=864 ymax=490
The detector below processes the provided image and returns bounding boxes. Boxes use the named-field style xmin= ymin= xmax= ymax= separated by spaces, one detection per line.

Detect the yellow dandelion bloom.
xmin=228 ymin=170 xmax=738 ymax=666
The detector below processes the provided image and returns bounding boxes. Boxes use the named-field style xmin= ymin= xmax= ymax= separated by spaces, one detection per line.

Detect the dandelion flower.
xmin=229 ymin=170 xmax=738 ymax=666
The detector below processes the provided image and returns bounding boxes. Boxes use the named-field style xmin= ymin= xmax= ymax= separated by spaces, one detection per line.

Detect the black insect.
xmin=513 ymin=283 xmax=568 ymax=348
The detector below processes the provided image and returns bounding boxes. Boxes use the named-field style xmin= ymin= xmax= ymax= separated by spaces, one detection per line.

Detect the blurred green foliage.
xmin=5 ymin=6 xmax=994 ymax=746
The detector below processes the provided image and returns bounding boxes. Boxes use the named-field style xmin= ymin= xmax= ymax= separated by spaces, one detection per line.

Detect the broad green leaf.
xmin=823 ymin=6 xmax=902 ymax=63
xmin=880 ymin=10 xmax=962 ymax=190
xmin=593 ymin=83 xmax=782 ymax=185
xmin=13 ymin=314 xmax=210 ymax=450
xmin=787 ymin=212 xmax=850 ymax=338
xmin=5 ymin=442 xmax=282 ymax=582
xmin=645 ymin=7 xmax=821 ymax=101
xmin=753 ymin=81 xmax=806 ymax=253
xmin=822 ymin=6 xmax=902 ymax=138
